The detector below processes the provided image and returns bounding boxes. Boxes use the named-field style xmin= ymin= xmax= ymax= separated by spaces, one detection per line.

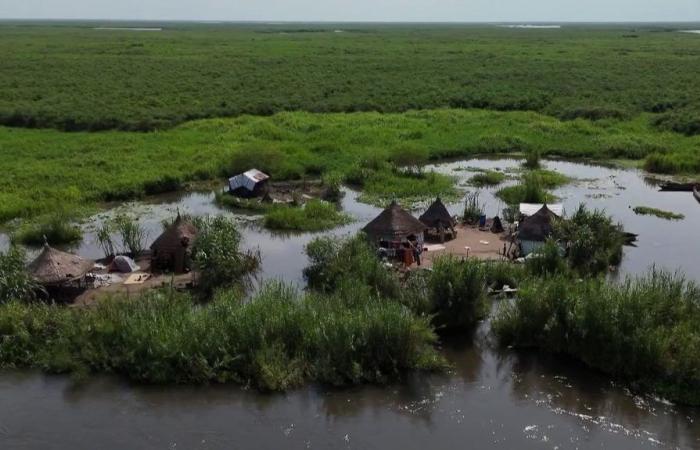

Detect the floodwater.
xmin=1 ymin=158 xmax=700 ymax=449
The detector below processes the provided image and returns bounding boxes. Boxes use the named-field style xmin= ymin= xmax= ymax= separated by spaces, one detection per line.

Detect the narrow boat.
xmin=659 ymin=181 xmax=696 ymax=192
xmin=694 ymin=186 xmax=700 ymax=204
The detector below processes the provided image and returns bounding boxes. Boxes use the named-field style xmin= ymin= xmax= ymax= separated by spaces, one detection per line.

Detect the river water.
xmin=1 ymin=158 xmax=699 ymax=449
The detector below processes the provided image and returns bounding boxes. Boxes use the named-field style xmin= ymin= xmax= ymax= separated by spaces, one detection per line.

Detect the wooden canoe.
xmin=694 ymin=186 xmax=700 ymax=204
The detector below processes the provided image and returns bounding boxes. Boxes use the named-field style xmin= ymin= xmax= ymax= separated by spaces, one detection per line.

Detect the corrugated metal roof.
xmin=228 ymin=168 xmax=269 ymax=192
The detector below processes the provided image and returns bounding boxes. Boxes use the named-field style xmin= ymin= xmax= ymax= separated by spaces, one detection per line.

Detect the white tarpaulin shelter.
xmin=110 ymin=255 xmax=140 ymax=273
xmin=228 ymin=169 xmax=270 ymax=192
xmin=519 ymin=203 xmax=563 ymax=217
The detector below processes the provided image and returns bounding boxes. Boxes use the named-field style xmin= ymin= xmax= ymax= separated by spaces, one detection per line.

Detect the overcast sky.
xmin=1 ymin=0 xmax=699 ymax=22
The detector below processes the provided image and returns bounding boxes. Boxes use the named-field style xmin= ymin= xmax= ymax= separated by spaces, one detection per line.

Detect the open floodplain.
xmin=1 ymin=21 xmax=700 ymax=449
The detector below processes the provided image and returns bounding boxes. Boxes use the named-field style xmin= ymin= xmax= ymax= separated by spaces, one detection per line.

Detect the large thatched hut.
xmin=517 ymin=204 xmax=559 ymax=255
xmin=150 ymin=215 xmax=197 ymax=273
xmin=363 ymin=201 xmax=426 ymax=243
xmin=28 ymin=244 xmax=93 ymax=291
xmin=419 ymin=197 xmax=456 ymax=242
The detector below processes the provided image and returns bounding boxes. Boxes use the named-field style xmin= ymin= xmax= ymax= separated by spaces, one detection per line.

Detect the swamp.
xmin=1 ymin=20 xmax=700 ymax=450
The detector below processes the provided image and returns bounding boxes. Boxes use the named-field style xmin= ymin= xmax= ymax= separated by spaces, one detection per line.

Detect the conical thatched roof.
xmin=150 ymin=215 xmax=197 ymax=254
xmin=518 ymin=204 xmax=558 ymax=242
xmin=363 ymin=201 xmax=426 ymax=240
xmin=419 ymin=197 xmax=455 ymax=229
xmin=27 ymin=244 xmax=93 ymax=285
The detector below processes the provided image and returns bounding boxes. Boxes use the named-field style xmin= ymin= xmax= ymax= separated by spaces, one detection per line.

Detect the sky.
xmin=1 ymin=0 xmax=699 ymax=22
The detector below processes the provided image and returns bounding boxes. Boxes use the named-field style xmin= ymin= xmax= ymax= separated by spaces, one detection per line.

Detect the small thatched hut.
xmin=28 ymin=244 xmax=93 ymax=288
xmin=419 ymin=197 xmax=456 ymax=242
xmin=363 ymin=201 xmax=426 ymax=243
xmin=517 ymin=204 xmax=559 ymax=255
xmin=150 ymin=215 xmax=197 ymax=273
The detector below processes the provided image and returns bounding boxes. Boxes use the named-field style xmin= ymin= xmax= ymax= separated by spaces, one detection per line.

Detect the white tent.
xmin=519 ymin=203 xmax=563 ymax=217
xmin=228 ymin=169 xmax=270 ymax=193
xmin=110 ymin=255 xmax=140 ymax=273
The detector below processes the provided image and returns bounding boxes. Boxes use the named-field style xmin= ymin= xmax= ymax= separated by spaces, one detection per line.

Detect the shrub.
xmin=0 ymin=247 xmax=40 ymax=304
xmin=427 ymin=257 xmax=490 ymax=331
xmin=0 ymin=282 xmax=444 ymax=389
xmin=523 ymin=149 xmax=541 ymax=169
xmin=390 ymin=146 xmax=430 ymax=176
xmin=493 ymin=271 xmax=700 ymax=405
xmin=193 ymin=216 xmax=260 ymax=296
xmin=554 ymin=204 xmax=625 ymax=275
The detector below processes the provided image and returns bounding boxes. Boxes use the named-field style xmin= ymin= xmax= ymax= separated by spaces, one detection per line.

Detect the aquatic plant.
xmin=0 ymin=247 xmax=40 ymax=304
xmin=493 ymin=270 xmax=700 ymax=405
xmin=95 ymin=222 xmax=116 ymax=258
xmin=633 ymin=206 xmax=685 ymax=221
xmin=11 ymin=214 xmax=82 ymax=247
xmin=0 ymin=282 xmax=444 ymax=389
xmin=214 ymin=192 xmax=272 ymax=212
xmin=553 ymin=204 xmax=625 ymax=275
xmin=113 ymin=215 xmax=148 ymax=256
xmin=264 ymin=200 xmax=352 ymax=232
xmin=462 ymin=192 xmax=485 ymax=224
xmin=495 ymin=172 xmax=554 ymax=205
xmin=468 ymin=170 xmax=506 ymax=187
xmin=427 ymin=256 xmax=490 ymax=331
xmin=523 ymin=149 xmax=541 ymax=169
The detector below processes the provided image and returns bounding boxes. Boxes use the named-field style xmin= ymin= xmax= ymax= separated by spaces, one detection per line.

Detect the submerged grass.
xmin=10 ymin=214 xmax=82 ymax=246
xmin=493 ymin=271 xmax=700 ymax=405
xmin=0 ymin=283 xmax=444 ymax=389
xmin=633 ymin=206 xmax=685 ymax=220
xmin=468 ymin=170 xmax=506 ymax=187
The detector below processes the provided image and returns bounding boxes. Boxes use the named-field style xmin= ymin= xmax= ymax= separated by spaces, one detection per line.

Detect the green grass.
xmin=264 ymin=200 xmax=352 ymax=232
xmin=214 ymin=192 xmax=272 ymax=212
xmin=0 ymin=283 xmax=444 ymax=389
xmin=468 ymin=170 xmax=506 ymax=187
xmin=633 ymin=206 xmax=685 ymax=220
xmin=10 ymin=214 xmax=82 ymax=246
xmin=3 ymin=109 xmax=699 ymax=224
xmin=2 ymin=24 xmax=700 ymax=132
xmin=493 ymin=271 xmax=700 ymax=405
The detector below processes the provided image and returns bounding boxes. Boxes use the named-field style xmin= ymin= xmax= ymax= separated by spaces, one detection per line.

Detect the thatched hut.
xmin=363 ymin=201 xmax=426 ymax=243
xmin=517 ymin=204 xmax=559 ymax=255
xmin=150 ymin=215 xmax=197 ymax=273
xmin=419 ymin=197 xmax=456 ymax=242
xmin=28 ymin=244 xmax=93 ymax=291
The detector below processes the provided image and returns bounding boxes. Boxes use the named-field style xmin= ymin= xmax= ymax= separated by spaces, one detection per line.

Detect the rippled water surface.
xmin=1 ymin=159 xmax=699 ymax=449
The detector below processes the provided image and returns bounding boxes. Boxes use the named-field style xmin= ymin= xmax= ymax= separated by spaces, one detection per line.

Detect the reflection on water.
xmin=1 ymin=159 xmax=700 ymax=448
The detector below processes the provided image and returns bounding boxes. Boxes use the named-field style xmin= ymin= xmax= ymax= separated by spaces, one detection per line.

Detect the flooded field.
xmin=1 ymin=158 xmax=700 ymax=449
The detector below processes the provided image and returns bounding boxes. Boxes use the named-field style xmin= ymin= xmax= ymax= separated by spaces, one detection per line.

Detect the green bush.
xmin=493 ymin=271 xmax=700 ymax=405
xmin=0 ymin=247 xmax=40 ymax=304
xmin=0 ymin=282 xmax=444 ymax=389
xmin=193 ymin=216 xmax=260 ymax=296
xmin=427 ymin=257 xmax=490 ymax=331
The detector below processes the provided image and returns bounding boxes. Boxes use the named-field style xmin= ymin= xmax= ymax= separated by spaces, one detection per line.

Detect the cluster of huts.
xmin=361 ymin=198 xmax=564 ymax=267
xmin=26 ymin=215 xmax=198 ymax=299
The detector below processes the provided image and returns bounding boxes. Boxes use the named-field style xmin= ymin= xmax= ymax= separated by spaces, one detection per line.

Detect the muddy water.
xmin=1 ymin=159 xmax=700 ymax=449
